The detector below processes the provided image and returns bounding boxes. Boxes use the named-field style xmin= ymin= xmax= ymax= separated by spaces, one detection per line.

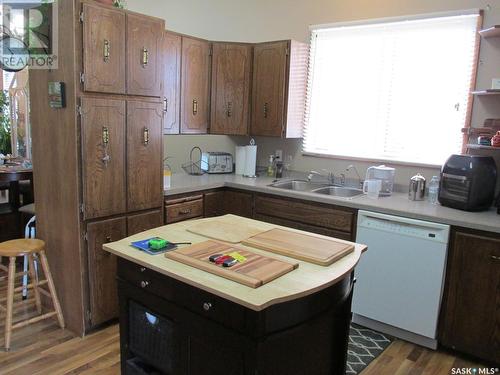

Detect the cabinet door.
xmin=440 ymin=230 xmax=500 ymax=363
xmin=81 ymin=98 xmax=126 ymax=220
xmin=204 ymin=191 xmax=224 ymax=217
xmin=223 ymin=190 xmax=253 ymax=218
xmin=161 ymin=32 xmax=182 ymax=134
xmin=127 ymin=209 xmax=163 ymax=236
xmin=250 ymin=41 xmax=288 ymax=137
xmin=87 ymin=217 xmax=126 ymax=327
xmin=180 ymin=37 xmax=210 ymax=134
xmin=82 ymin=3 xmax=126 ymax=94
xmin=127 ymin=14 xmax=163 ymax=97
xmin=127 ymin=100 xmax=163 ymax=212
xmin=210 ymin=43 xmax=251 ymax=135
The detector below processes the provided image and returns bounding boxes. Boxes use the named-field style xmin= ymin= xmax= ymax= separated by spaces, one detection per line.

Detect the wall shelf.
xmin=471 ymin=89 xmax=500 ymax=96
xmin=479 ymin=25 xmax=500 ymax=38
xmin=466 ymin=144 xmax=500 ymax=150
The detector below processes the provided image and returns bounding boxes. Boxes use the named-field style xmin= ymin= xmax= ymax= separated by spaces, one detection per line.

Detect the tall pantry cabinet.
xmin=30 ymin=0 xmax=164 ymax=335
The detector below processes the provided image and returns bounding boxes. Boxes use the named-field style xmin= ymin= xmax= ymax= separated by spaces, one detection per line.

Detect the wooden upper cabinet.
xmin=210 ymin=43 xmax=252 ymax=135
xmin=81 ymin=98 xmax=126 ymax=220
xmin=439 ymin=229 xmax=500 ymax=363
xmin=82 ymin=3 xmax=126 ymax=94
xmin=180 ymin=37 xmax=210 ymax=134
xmin=127 ymin=100 xmax=163 ymax=212
xmin=251 ymin=40 xmax=308 ymax=138
xmin=126 ymin=14 xmax=164 ymax=97
xmin=87 ymin=217 xmax=127 ymax=327
xmin=161 ymin=32 xmax=181 ymax=134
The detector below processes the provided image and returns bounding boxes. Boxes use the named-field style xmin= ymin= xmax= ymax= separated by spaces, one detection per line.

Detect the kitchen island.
xmin=103 ymin=215 xmax=367 ymax=375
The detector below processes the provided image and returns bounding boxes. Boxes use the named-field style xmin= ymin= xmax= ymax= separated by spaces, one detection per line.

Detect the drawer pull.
xmin=140 ymin=281 xmax=149 ymax=288
xmin=140 ymin=267 xmax=146 ymax=273
xmin=492 ymin=255 xmax=500 ymax=262
xmin=203 ymin=302 xmax=212 ymax=311
xmin=179 ymin=208 xmax=192 ymax=215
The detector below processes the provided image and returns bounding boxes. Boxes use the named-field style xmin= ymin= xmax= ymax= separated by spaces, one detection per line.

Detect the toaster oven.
xmin=201 ymin=152 xmax=233 ymax=174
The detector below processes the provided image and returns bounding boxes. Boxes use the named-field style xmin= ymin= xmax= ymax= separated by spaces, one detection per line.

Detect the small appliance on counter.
xmin=365 ymin=165 xmax=395 ymax=196
xmin=201 ymin=152 xmax=234 ymax=174
xmin=496 ymin=194 xmax=500 ymax=215
xmin=438 ymin=154 xmax=497 ymax=211
xmin=408 ymin=173 xmax=426 ymax=201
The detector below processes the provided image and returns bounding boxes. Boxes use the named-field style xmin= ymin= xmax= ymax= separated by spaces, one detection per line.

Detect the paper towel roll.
xmin=235 ymin=146 xmax=246 ymax=175
xmin=243 ymin=145 xmax=257 ymax=178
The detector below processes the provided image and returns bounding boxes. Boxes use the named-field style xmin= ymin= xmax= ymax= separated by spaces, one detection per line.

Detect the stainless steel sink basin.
xmin=311 ymin=186 xmax=363 ymax=198
xmin=269 ymin=180 xmax=328 ymax=191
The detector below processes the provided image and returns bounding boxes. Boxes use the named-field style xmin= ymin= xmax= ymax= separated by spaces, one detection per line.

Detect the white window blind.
xmin=303 ymin=13 xmax=480 ymax=166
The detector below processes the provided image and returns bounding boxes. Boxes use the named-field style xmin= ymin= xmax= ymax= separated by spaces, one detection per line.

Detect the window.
xmin=303 ymin=12 xmax=481 ymax=166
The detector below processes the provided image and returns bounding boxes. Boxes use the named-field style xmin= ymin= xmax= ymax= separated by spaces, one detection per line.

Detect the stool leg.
xmin=28 ymin=255 xmax=42 ymax=314
xmin=4 ymin=257 xmax=16 ymax=351
xmin=38 ymin=251 xmax=65 ymax=328
xmin=22 ymin=255 xmax=28 ymax=300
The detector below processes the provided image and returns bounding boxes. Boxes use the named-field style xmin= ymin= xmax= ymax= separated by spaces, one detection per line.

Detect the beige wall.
xmin=128 ymin=0 xmax=500 ymax=184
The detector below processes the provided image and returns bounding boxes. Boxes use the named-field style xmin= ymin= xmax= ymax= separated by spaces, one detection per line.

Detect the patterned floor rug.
xmin=346 ymin=324 xmax=393 ymax=374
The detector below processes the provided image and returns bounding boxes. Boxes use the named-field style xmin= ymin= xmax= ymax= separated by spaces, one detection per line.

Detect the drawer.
xmin=117 ymin=258 xmax=247 ymax=332
xmin=165 ymin=199 xmax=203 ymax=223
xmin=255 ymin=195 xmax=354 ymax=233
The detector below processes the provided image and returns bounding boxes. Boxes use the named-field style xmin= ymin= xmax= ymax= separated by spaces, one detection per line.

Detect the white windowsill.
xmin=301 ymin=151 xmax=443 ymax=169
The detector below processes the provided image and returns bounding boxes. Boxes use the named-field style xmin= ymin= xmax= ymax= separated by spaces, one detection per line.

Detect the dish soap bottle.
xmin=428 ymin=176 xmax=440 ymax=205
xmin=266 ymin=155 xmax=275 ymax=177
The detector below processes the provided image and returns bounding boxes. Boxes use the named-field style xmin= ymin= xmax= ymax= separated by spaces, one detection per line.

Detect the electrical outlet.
xmin=275 ymin=149 xmax=283 ymax=161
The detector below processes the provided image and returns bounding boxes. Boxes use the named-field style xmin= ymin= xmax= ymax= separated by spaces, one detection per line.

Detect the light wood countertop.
xmin=103 ymin=215 xmax=367 ymax=311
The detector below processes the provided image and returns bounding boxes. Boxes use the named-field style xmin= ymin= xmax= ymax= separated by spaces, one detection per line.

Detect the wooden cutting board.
xmin=186 ymin=220 xmax=264 ymax=243
xmin=242 ymin=228 xmax=354 ymax=266
xmin=165 ymin=240 xmax=299 ymax=288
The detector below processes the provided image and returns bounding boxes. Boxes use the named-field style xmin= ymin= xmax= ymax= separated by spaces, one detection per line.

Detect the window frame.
xmin=302 ymin=9 xmax=483 ymax=168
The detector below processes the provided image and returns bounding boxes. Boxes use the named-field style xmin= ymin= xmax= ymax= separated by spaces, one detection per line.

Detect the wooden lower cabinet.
xmin=222 ymin=190 xmax=253 ymax=218
xmin=204 ymin=191 xmax=225 ymax=217
xmin=439 ymin=228 xmax=500 ymax=364
xmin=254 ymin=194 xmax=356 ymax=240
xmin=127 ymin=209 xmax=163 ymax=236
xmin=165 ymin=194 xmax=204 ymax=224
xmin=86 ymin=217 xmax=127 ymax=328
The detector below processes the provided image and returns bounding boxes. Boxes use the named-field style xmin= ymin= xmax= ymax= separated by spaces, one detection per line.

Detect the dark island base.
xmin=117 ymin=258 xmax=355 ymax=375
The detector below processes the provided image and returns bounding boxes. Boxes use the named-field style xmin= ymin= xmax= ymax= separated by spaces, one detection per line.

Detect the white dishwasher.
xmin=352 ymin=210 xmax=450 ymax=349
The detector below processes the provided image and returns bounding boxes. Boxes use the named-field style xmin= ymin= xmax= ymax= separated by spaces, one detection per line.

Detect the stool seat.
xmin=18 ymin=203 xmax=35 ymax=215
xmin=0 ymin=239 xmax=45 ymax=257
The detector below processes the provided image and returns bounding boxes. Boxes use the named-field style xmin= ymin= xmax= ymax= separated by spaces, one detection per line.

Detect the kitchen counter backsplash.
xmin=164 ymin=172 xmax=500 ymax=234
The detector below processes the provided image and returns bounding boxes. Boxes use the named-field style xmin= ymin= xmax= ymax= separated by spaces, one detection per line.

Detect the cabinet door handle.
xmin=163 ymin=97 xmax=168 ymax=113
xmin=142 ymin=47 xmax=149 ymax=67
xmin=192 ymin=99 xmax=198 ymax=115
xmin=103 ymin=39 xmax=110 ymax=62
xmin=102 ymin=127 xmax=110 ymax=166
xmin=263 ymin=102 xmax=268 ymax=118
xmin=203 ymin=302 xmax=212 ymax=311
xmin=140 ymin=280 xmax=149 ymax=288
xmin=226 ymin=101 xmax=232 ymax=118
xmin=492 ymin=255 xmax=500 ymax=262
xmin=143 ymin=127 xmax=149 ymax=146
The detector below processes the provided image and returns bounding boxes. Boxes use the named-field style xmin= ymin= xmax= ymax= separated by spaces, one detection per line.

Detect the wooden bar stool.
xmin=0 ymin=239 xmax=65 ymax=351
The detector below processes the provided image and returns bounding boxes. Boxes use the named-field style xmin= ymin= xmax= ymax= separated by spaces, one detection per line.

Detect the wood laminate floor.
xmin=0 ymin=275 xmax=488 ymax=374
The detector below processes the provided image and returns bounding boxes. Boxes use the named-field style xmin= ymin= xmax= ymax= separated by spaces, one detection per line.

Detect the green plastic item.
xmin=149 ymin=238 xmax=168 ymax=250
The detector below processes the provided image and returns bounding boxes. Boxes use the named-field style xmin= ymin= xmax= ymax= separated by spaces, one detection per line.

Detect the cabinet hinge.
xmin=84 ymin=231 xmax=88 ymax=242
xmin=85 ymin=309 xmax=92 ymax=324
xmin=285 ymin=48 xmax=289 ymax=56
xmin=79 ymin=11 xmax=84 ymax=23
xmin=209 ymin=46 xmax=213 ymax=57
xmin=79 ymin=72 xmax=85 ymax=84
xmin=76 ymin=105 xmax=83 ymax=116
xmin=80 ymin=203 xmax=85 ymax=214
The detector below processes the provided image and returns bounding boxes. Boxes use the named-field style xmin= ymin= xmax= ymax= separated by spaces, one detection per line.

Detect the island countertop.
xmin=103 ymin=214 xmax=366 ymax=311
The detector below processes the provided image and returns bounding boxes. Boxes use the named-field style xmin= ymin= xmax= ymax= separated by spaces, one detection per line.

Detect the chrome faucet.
xmin=346 ymin=165 xmax=363 ymax=188
xmin=307 ymin=170 xmax=336 ymax=185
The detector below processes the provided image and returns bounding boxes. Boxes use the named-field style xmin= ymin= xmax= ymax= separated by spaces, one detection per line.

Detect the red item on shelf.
xmin=491 ymin=131 xmax=500 ymax=147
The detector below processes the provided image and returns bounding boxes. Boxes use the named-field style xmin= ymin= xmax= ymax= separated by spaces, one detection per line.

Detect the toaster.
xmin=201 ymin=152 xmax=233 ymax=174
xmin=438 ymin=154 xmax=497 ymax=211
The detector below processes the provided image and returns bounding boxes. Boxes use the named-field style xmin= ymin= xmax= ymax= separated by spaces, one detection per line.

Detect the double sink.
xmin=268 ymin=180 xmax=363 ymax=198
